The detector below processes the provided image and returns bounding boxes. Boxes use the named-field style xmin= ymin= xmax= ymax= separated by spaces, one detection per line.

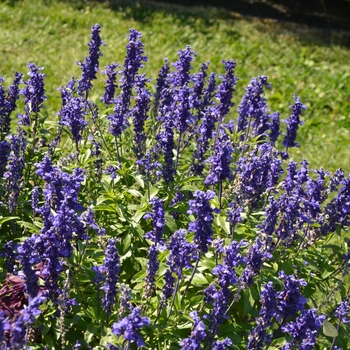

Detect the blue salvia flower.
xmin=190 ymin=71 xmax=218 ymax=170
xmin=0 ymin=72 xmax=23 ymax=138
xmin=58 ymin=95 xmax=87 ymax=151
xmin=215 ymin=59 xmax=237 ymax=125
xmin=101 ymin=238 xmax=120 ymax=316
xmin=0 ymin=77 xmax=8 ymax=127
xmin=304 ymin=169 xmax=329 ymax=220
xmin=112 ymin=307 xmax=150 ymax=349
xmin=241 ymin=238 xmax=272 ymax=286
xmin=188 ymin=190 xmax=216 ymax=253
xmin=179 ymin=311 xmax=206 ymax=349
xmin=10 ymin=293 xmax=47 ymax=349
xmin=282 ymin=95 xmax=306 ymax=149
xmin=281 ymin=309 xmax=325 ymax=350
xmin=259 ymin=196 xmax=279 ymax=247
xmin=144 ymin=244 xmax=159 ymax=298
xmin=35 ymin=155 xmax=85 ymax=211
xmin=4 ymin=241 xmax=16 ymax=274
xmin=191 ymin=107 xmax=215 ymax=175
xmin=119 ymin=283 xmax=132 ymax=316
xmin=171 ymin=45 xmax=196 ymax=87
xmin=167 ymin=229 xmax=197 ymax=278
xmin=17 ymin=237 xmax=40 ymax=299
xmin=236 ymin=143 xmax=281 ymax=208
xmin=108 ymin=29 xmax=147 ymax=138
xmin=0 ymin=311 xmax=10 ymax=344
xmin=101 ymin=62 xmax=119 ymax=105
xmin=19 ymin=63 xmax=46 ymax=126
xmin=212 ymin=338 xmax=232 ymax=350
xmin=236 ymin=76 xmax=271 ymax=138
xmin=247 ymin=281 xmax=277 ymax=350
xmin=59 ymin=77 xmax=76 ymax=106
xmin=156 ymin=121 xmax=175 ymax=183
xmin=203 ymin=284 xmax=230 ymax=343
xmin=192 ymin=62 xmax=209 ymax=114
xmin=0 ymin=140 xmax=10 ymax=177
xmin=268 ymin=111 xmax=281 ymax=144
xmin=283 ymin=160 xmax=298 ymax=194
xmin=227 ymin=201 xmax=242 ymax=236
xmin=335 ymin=300 xmax=350 ymax=323
xmin=144 ymin=196 xmax=166 ymax=244
xmin=77 ymin=24 xmax=104 ymax=97
xmin=223 ymin=240 xmax=247 ymax=268
xmin=328 ymin=168 xmax=345 ymax=193
xmin=204 ymin=133 xmax=234 ymax=186
xmin=132 ymin=74 xmax=151 ymax=160
xmin=202 ymin=72 xmax=217 ymax=109
xmin=153 ymin=59 xmax=170 ymax=117
xmin=274 ymin=193 xmax=302 ymax=244
xmin=320 ymin=174 xmax=350 ymax=235
xmin=174 ymin=85 xmax=193 ymax=135
xmin=80 ymin=207 xmax=106 ymax=236
xmin=160 ymin=269 xmax=176 ymax=308
xmin=136 ymin=146 xmax=162 ymax=181
xmin=4 ymin=129 xmax=26 ymax=213
xmin=276 ymin=271 xmax=307 ymax=322
xmin=296 ymin=159 xmax=309 ymax=188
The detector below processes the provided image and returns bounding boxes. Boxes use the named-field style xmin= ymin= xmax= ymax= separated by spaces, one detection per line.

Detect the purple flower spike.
xmin=282 ymin=95 xmax=306 ymax=149
xmin=277 ymin=271 xmax=307 ymax=321
xmin=281 ymin=309 xmax=325 ymax=350
xmin=167 ymin=229 xmax=197 ymax=278
xmin=247 ymin=281 xmax=277 ymax=350
xmin=10 ymin=293 xmax=47 ymax=349
xmin=0 ymin=72 xmax=23 ymax=137
xmin=188 ymin=190 xmax=216 ymax=253
xmin=171 ymin=45 xmax=196 ymax=87
xmin=58 ymin=95 xmax=87 ymax=148
xmin=108 ymin=29 xmax=147 ymax=138
xmin=335 ymin=300 xmax=350 ymax=323
xmin=144 ymin=197 xmax=166 ymax=244
xmin=4 ymin=130 xmax=26 ymax=213
xmin=215 ymin=59 xmax=237 ymax=122
xmin=236 ymin=75 xmax=271 ymax=138
xmin=212 ymin=338 xmax=232 ymax=350
xmin=0 ymin=140 xmax=10 ymax=177
xmin=144 ymin=244 xmax=159 ymax=298
xmin=19 ymin=63 xmax=46 ymax=126
xmin=112 ymin=307 xmax=150 ymax=348
xmin=179 ymin=311 xmax=206 ymax=349
xmin=204 ymin=134 xmax=234 ymax=186
xmin=101 ymin=62 xmax=119 ymax=105
xmin=132 ymin=74 xmax=151 ymax=159
xmin=101 ymin=238 xmax=120 ymax=315
xmin=77 ymin=24 xmax=105 ymax=96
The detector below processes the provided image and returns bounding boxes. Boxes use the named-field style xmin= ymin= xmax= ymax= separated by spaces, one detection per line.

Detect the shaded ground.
xmin=150 ymin=0 xmax=350 ymax=32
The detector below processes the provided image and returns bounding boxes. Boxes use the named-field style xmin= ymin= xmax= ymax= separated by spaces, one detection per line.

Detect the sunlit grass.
xmin=0 ymin=0 xmax=349 ymax=171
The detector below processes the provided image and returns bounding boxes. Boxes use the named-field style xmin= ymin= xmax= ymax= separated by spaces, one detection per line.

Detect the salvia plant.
xmin=0 ymin=24 xmax=349 ymax=349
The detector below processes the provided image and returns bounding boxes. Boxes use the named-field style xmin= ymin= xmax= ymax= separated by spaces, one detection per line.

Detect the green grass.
xmin=1 ymin=0 xmax=349 ymax=172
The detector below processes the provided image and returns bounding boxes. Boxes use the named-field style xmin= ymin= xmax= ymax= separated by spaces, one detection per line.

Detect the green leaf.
xmin=0 ymin=216 xmax=19 ymax=226
xmin=192 ymin=273 xmax=208 ymax=285
xmin=17 ymin=221 xmax=41 ymax=232
xmin=216 ymin=215 xmax=230 ymax=235
xmin=323 ymin=320 xmax=338 ymax=337
xmin=127 ymin=189 xmax=142 ymax=198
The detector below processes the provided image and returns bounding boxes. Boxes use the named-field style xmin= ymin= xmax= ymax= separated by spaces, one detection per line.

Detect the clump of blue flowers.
xmin=0 ymin=24 xmax=348 ymax=350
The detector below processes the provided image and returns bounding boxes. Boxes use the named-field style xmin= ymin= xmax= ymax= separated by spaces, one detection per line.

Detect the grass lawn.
xmin=1 ymin=0 xmax=349 ymax=172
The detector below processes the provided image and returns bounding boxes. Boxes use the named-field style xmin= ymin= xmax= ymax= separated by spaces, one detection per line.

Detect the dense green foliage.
xmin=0 ymin=0 xmax=350 ymax=172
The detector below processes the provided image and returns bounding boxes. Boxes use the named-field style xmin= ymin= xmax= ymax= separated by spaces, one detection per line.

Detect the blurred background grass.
xmin=0 ymin=0 xmax=349 ymax=172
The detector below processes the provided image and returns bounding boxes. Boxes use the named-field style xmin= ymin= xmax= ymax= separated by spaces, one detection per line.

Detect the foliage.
xmin=0 ymin=24 xmax=349 ymax=349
